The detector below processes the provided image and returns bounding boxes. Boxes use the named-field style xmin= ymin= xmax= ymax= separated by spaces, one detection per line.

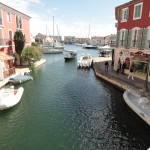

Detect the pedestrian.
xmin=116 ymin=62 xmax=120 ymax=74
xmin=121 ymin=61 xmax=126 ymax=74
xmin=111 ymin=60 xmax=114 ymax=71
xmin=104 ymin=61 xmax=109 ymax=72
xmin=128 ymin=65 xmax=134 ymax=80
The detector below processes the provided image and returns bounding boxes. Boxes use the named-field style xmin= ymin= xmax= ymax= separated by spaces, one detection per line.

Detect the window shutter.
xmin=126 ymin=8 xmax=129 ymax=20
xmin=120 ymin=10 xmax=122 ymax=21
xmin=125 ymin=30 xmax=128 ymax=48
xmin=116 ymin=31 xmax=120 ymax=47
xmin=127 ymin=30 xmax=131 ymax=48
xmin=137 ymin=28 xmax=143 ymax=49
xmin=141 ymin=28 xmax=148 ymax=49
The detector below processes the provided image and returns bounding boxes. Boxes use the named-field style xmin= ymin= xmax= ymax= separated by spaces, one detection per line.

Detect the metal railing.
xmin=0 ymin=39 xmax=10 ymax=46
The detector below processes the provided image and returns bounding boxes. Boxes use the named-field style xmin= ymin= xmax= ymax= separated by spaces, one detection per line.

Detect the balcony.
xmin=0 ymin=39 xmax=10 ymax=48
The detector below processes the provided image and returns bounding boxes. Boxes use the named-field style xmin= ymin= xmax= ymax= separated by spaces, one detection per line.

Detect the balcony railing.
xmin=3 ymin=67 xmax=16 ymax=78
xmin=0 ymin=39 xmax=11 ymax=47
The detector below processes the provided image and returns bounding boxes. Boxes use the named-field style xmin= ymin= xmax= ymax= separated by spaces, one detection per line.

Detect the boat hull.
xmin=8 ymin=73 xmax=33 ymax=84
xmin=123 ymin=90 xmax=150 ymax=126
xmin=77 ymin=54 xmax=93 ymax=69
xmin=0 ymin=87 xmax=24 ymax=110
xmin=63 ymin=50 xmax=77 ymax=61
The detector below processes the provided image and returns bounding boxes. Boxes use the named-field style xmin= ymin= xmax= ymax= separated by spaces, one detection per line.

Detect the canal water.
xmin=0 ymin=45 xmax=150 ymax=150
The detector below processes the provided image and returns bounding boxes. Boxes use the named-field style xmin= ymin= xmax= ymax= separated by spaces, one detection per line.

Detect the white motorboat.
xmin=83 ymin=44 xmax=97 ymax=49
xmin=8 ymin=72 xmax=33 ymax=84
xmin=77 ymin=53 xmax=93 ymax=69
xmin=123 ymin=90 xmax=150 ymax=126
xmin=0 ymin=86 xmax=24 ymax=110
xmin=63 ymin=50 xmax=77 ymax=61
xmin=43 ymin=47 xmax=63 ymax=54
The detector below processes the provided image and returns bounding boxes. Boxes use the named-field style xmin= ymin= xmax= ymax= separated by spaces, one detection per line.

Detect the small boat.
xmin=8 ymin=72 xmax=33 ymax=84
xmin=77 ymin=53 xmax=93 ymax=69
xmin=83 ymin=44 xmax=97 ymax=49
xmin=63 ymin=50 xmax=77 ymax=61
xmin=43 ymin=46 xmax=63 ymax=54
xmin=123 ymin=90 xmax=150 ymax=126
xmin=0 ymin=86 xmax=24 ymax=110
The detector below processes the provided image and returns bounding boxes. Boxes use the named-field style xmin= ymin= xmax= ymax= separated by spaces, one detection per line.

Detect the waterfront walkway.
xmin=93 ymin=57 xmax=150 ymax=98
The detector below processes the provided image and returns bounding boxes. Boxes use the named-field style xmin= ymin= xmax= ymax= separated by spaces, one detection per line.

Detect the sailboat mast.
xmin=53 ymin=16 xmax=54 ymax=47
xmin=88 ymin=24 xmax=90 ymax=39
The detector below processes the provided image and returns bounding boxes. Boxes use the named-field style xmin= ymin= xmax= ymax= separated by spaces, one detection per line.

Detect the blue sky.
xmin=3 ymin=0 xmax=128 ymax=37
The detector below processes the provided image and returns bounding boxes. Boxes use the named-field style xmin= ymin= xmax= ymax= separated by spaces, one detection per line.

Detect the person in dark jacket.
xmin=104 ymin=61 xmax=109 ymax=72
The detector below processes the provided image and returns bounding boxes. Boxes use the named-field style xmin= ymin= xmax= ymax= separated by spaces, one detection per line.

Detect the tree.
xmin=21 ymin=46 xmax=43 ymax=66
xmin=31 ymin=42 xmax=38 ymax=47
xmin=14 ymin=30 xmax=26 ymax=65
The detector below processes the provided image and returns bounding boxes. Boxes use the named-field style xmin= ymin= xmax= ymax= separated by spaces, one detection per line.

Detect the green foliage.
xmin=31 ymin=42 xmax=38 ymax=47
xmin=14 ymin=30 xmax=26 ymax=65
xmin=21 ymin=46 xmax=42 ymax=66
xmin=14 ymin=30 xmax=26 ymax=55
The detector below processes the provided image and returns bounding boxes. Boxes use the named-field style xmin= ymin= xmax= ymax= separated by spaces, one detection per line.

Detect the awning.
xmin=0 ymin=52 xmax=14 ymax=61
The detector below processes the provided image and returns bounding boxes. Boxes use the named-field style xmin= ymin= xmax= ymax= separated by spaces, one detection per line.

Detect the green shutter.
xmin=126 ymin=8 xmax=129 ymax=20
xmin=116 ymin=31 xmax=120 ymax=47
xmin=137 ymin=29 xmax=143 ymax=49
xmin=142 ymin=28 xmax=148 ymax=49
xmin=127 ymin=30 xmax=131 ymax=48
xmin=125 ymin=30 xmax=128 ymax=48
xmin=120 ymin=10 xmax=122 ymax=21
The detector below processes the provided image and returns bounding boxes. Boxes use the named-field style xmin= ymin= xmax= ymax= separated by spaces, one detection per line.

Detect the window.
xmin=147 ymin=27 xmax=150 ymax=49
xmin=0 ymin=9 xmax=2 ymax=25
xmin=133 ymin=2 xmax=143 ymax=20
xmin=16 ymin=16 xmax=22 ymax=29
xmin=0 ymin=28 xmax=3 ymax=45
xmin=131 ymin=28 xmax=140 ymax=48
xmin=7 ymin=12 xmax=11 ymax=22
xmin=120 ymin=30 xmax=126 ymax=47
xmin=120 ymin=8 xmax=129 ymax=22
xmin=8 ymin=30 xmax=13 ymax=40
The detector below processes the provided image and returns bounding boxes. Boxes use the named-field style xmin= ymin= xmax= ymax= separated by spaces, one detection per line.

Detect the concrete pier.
xmin=92 ymin=57 xmax=150 ymax=97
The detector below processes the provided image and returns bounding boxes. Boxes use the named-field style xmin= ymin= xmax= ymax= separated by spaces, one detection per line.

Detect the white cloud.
xmin=2 ymin=0 xmax=117 ymax=37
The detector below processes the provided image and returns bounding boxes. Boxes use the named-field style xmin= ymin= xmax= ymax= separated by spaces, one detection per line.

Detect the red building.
xmin=115 ymin=0 xmax=150 ymax=81
xmin=0 ymin=2 xmax=31 ymax=80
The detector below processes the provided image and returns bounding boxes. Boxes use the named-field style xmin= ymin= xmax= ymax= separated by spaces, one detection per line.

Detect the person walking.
xmin=116 ymin=62 xmax=120 ymax=74
xmin=128 ymin=65 xmax=134 ymax=80
xmin=104 ymin=61 xmax=109 ymax=72
xmin=111 ymin=60 xmax=114 ymax=71
xmin=121 ymin=61 xmax=126 ymax=74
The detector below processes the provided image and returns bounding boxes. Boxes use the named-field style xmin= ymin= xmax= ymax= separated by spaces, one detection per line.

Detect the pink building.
xmin=115 ymin=0 xmax=150 ymax=81
xmin=0 ymin=2 xmax=31 ymax=80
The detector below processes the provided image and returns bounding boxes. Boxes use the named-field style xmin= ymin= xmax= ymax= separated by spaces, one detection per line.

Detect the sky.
xmin=2 ymin=0 xmax=129 ymax=38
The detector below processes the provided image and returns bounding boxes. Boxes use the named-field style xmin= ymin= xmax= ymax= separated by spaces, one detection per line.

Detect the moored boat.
xmin=63 ymin=50 xmax=77 ymax=61
xmin=77 ymin=53 xmax=93 ymax=69
xmin=83 ymin=44 xmax=97 ymax=49
xmin=0 ymin=86 xmax=24 ymax=110
xmin=8 ymin=72 xmax=33 ymax=84
xmin=123 ymin=90 xmax=150 ymax=126
xmin=43 ymin=47 xmax=63 ymax=54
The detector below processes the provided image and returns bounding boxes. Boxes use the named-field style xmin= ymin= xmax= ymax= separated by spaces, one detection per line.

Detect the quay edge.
xmin=92 ymin=57 xmax=150 ymax=97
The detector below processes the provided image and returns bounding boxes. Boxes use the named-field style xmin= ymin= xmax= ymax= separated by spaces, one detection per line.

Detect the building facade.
xmin=0 ymin=2 xmax=31 ymax=80
xmin=0 ymin=2 xmax=31 ymax=55
xmin=115 ymin=0 xmax=150 ymax=81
